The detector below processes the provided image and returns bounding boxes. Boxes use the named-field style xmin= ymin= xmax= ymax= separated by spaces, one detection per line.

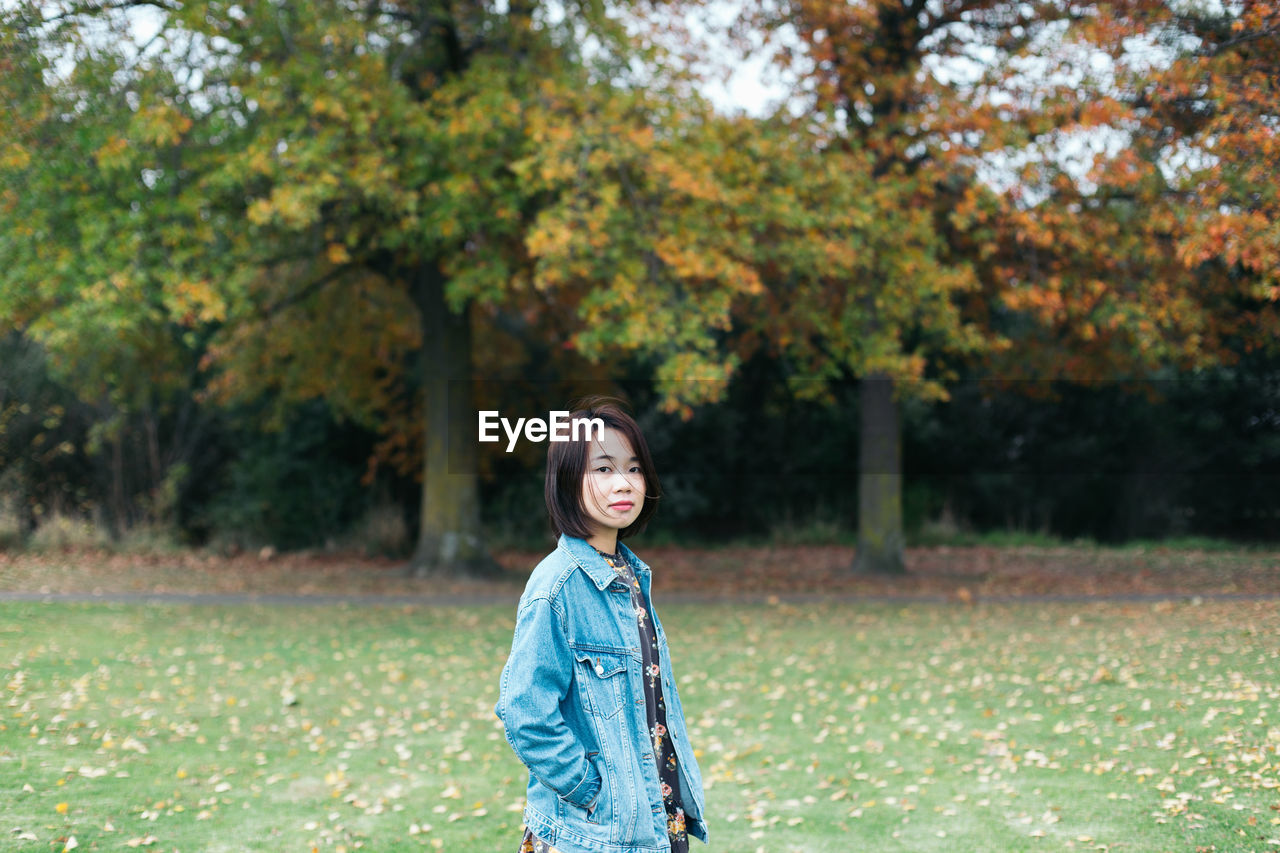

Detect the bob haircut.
xmin=545 ymin=395 xmax=661 ymax=542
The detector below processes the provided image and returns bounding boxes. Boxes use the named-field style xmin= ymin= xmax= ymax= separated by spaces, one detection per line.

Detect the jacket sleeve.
xmin=494 ymin=595 xmax=602 ymax=810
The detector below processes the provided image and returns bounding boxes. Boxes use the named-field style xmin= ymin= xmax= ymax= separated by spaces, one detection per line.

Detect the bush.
xmin=344 ymin=499 xmax=412 ymax=557
xmin=195 ymin=401 xmax=374 ymax=551
xmin=26 ymin=511 xmax=111 ymax=550
xmin=0 ymin=334 xmax=97 ymax=537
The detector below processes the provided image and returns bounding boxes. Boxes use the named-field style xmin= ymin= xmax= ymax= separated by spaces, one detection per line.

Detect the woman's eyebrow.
xmin=591 ymin=454 xmax=639 ymax=463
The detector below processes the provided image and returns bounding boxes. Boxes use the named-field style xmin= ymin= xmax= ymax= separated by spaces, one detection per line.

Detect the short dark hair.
xmin=545 ymin=395 xmax=661 ymax=542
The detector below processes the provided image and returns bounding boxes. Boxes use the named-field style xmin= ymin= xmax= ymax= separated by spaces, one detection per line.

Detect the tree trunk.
xmin=853 ymin=372 xmax=906 ymax=574
xmin=110 ymin=427 xmax=127 ymax=538
xmin=406 ymin=262 xmax=499 ymax=578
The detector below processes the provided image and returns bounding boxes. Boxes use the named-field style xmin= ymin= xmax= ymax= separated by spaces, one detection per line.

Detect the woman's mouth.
xmin=609 ymin=501 xmax=634 ymax=513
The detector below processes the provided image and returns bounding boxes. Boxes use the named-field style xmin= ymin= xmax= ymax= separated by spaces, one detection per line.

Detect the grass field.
xmin=3 ymin=598 xmax=1278 ymax=852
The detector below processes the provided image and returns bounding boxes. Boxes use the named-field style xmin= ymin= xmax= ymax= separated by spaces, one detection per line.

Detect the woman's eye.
xmin=596 ymin=466 xmax=611 ymax=474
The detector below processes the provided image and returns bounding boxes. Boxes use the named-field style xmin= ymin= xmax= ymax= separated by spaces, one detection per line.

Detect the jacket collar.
xmin=557 ymin=533 xmax=650 ymax=591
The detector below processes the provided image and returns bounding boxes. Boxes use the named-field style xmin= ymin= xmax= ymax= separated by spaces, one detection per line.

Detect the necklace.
xmin=592 ymin=544 xmax=623 ymax=567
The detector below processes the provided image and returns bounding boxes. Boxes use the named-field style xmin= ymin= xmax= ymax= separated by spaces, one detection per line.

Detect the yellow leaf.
xmin=327 ymin=243 xmax=351 ymax=265
xmin=93 ymin=136 xmax=129 ymax=168
xmin=2 ymin=143 xmax=33 ymax=169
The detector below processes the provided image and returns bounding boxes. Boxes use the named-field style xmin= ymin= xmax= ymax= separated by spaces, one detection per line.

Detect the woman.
xmin=495 ymin=396 xmax=707 ymax=853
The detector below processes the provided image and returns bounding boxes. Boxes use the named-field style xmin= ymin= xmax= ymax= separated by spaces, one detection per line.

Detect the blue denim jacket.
xmin=495 ymin=534 xmax=707 ymax=853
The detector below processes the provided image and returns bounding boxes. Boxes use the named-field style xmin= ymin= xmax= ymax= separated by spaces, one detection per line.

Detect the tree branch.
xmin=38 ymin=0 xmax=179 ymax=25
xmin=258 ymin=263 xmax=354 ymax=321
xmin=1202 ymin=24 xmax=1280 ymax=57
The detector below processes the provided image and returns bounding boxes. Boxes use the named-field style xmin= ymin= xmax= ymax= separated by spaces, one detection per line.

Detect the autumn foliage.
xmin=0 ymin=0 xmax=1276 ymax=553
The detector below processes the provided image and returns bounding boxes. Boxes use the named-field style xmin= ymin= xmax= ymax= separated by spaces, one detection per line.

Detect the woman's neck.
xmin=587 ymin=530 xmax=618 ymax=555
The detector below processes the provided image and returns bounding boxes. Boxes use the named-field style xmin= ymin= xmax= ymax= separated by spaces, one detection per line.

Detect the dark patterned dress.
xmin=518 ymin=547 xmax=689 ymax=853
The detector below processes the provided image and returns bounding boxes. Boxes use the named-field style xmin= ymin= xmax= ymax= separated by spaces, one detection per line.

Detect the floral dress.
xmin=518 ymin=548 xmax=689 ymax=853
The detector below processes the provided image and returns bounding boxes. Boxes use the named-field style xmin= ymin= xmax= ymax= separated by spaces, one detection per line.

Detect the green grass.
xmin=907 ymin=527 xmax=1089 ymax=549
xmin=1111 ymin=536 xmax=1279 ymax=554
xmin=3 ymin=600 xmax=1278 ymax=852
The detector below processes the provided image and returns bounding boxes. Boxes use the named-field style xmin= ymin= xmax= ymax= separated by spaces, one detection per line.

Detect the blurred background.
xmin=1 ymin=0 xmax=1277 ymax=574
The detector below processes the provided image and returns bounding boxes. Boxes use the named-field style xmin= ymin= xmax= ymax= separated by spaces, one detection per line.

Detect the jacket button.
xmin=595 ymin=664 xmax=605 ymax=676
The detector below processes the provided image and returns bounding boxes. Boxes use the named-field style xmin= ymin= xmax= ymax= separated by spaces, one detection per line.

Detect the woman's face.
xmin=581 ymin=426 xmax=645 ymax=541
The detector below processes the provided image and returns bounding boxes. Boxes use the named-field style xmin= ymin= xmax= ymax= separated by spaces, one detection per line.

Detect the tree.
xmin=1096 ymin=1 xmax=1279 ymax=354
xmin=0 ymin=0 xmax=721 ymax=573
xmin=701 ymin=115 xmax=986 ymax=573
xmin=717 ymin=0 xmax=1040 ymax=571
xmin=0 ymin=8 xmax=217 ymax=533
xmin=724 ymin=0 xmax=1279 ymax=569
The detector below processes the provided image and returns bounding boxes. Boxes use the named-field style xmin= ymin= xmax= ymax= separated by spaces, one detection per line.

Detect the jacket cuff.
xmin=560 ymin=754 xmax=602 ymax=809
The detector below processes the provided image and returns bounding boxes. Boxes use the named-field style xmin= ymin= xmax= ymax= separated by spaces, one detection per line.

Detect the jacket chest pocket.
xmin=572 ymin=647 xmax=629 ymax=719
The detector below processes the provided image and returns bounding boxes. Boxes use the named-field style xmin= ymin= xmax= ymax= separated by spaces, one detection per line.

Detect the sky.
xmin=674 ymin=2 xmax=797 ymax=117
xmin=698 ymin=41 xmax=790 ymax=117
